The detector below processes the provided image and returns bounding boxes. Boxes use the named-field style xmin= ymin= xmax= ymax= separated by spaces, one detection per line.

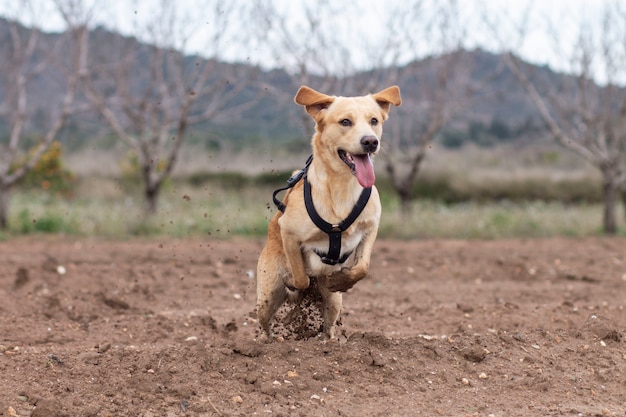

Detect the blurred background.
xmin=0 ymin=0 xmax=625 ymax=238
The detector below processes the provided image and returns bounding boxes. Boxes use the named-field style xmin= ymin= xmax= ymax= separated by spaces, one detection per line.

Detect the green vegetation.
xmin=5 ymin=142 xmax=620 ymax=239
xmin=15 ymin=141 xmax=76 ymax=197
xmin=378 ymin=200 xmax=608 ymax=239
xmin=6 ymin=173 xmax=621 ymax=239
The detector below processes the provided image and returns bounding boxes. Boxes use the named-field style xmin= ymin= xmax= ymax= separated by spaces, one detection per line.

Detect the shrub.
xmin=16 ymin=141 xmax=76 ymax=197
xmin=16 ymin=208 xmax=73 ymax=234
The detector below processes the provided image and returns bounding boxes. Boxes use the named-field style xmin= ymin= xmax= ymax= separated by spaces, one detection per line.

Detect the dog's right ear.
xmin=294 ymin=86 xmax=335 ymax=121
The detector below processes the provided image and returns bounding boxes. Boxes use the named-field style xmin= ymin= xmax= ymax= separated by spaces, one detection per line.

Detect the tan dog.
xmin=256 ymin=85 xmax=402 ymax=340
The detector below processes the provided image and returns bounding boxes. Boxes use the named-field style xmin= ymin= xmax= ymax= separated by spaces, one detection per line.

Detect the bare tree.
xmin=364 ymin=1 xmax=492 ymax=214
xmin=59 ymin=0 xmax=260 ymax=214
xmin=381 ymin=49 xmax=478 ymax=214
xmin=493 ymin=2 xmax=626 ymax=233
xmin=0 ymin=5 xmax=84 ymax=229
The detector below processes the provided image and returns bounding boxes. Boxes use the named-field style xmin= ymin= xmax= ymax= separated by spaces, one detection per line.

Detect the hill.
xmin=0 ymin=17 xmax=571 ymax=151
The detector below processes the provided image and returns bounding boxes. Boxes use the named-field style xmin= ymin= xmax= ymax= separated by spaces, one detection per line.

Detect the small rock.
xmin=56 ymin=265 xmax=66 ymax=275
xmin=233 ymin=293 xmax=242 ymax=300
xmin=97 ymin=342 xmax=111 ymax=354
xmin=310 ymin=394 xmax=321 ymax=400
xmin=287 ymin=370 xmax=298 ymax=378
xmin=478 ymin=372 xmax=488 ymax=379
xmin=370 ymin=351 xmax=387 ymax=367
xmin=461 ymin=378 xmax=470 ymax=385
xmin=231 ymin=395 xmax=243 ymax=404
xmin=462 ymin=347 xmax=486 ymax=363
xmin=7 ymin=406 xmax=18 ymax=417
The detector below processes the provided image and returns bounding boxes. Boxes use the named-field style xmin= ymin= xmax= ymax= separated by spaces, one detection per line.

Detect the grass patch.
xmin=6 ymin=178 xmax=622 ymax=239
xmin=15 ymin=207 xmax=78 ymax=234
xmin=377 ymin=199 xmax=609 ymax=239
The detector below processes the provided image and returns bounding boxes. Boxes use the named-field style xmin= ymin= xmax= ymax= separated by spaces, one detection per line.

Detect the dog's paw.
xmin=325 ymin=268 xmax=357 ymax=292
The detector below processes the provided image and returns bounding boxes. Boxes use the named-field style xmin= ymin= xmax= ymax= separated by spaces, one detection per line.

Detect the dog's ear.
xmin=372 ymin=86 xmax=402 ymax=115
xmin=294 ymin=86 xmax=335 ymax=120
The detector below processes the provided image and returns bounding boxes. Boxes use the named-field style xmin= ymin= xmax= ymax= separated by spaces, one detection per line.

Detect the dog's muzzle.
xmin=360 ymin=135 xmax=379 ymax=153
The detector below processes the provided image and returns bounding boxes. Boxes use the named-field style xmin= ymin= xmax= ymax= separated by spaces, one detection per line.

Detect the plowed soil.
xmin=1 ymin=236 xmax=625 ymax=417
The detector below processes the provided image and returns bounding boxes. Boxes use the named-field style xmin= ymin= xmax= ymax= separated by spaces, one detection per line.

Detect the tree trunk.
xmin=399 ymin=187 xmax=412 ymax=218
xmin=144 ymin=184 xmax=160 ymax=216
xmin=601 ymin=168 xmax=618 ymax=234
xmin=621 ymin=185 xmax=626 ymax=227
xmin=0 ymin=184 xmax=9 ymax=230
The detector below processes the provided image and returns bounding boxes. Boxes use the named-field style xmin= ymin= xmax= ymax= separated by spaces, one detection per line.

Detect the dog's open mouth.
xmin=338 ymin=150 xmax=376 ymax=188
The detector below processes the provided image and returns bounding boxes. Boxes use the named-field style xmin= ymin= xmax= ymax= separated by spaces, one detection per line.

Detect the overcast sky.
xmin=0 ymin=0 xmax=616 ymax=78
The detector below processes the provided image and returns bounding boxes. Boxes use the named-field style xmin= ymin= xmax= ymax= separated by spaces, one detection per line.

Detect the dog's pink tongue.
xmin=353 ymin=154 xmax=375 ymax=188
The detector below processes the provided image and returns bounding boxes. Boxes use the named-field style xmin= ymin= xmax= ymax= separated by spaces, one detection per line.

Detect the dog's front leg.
xmin=326 ymin=230 xmax=377 ymax=292
xmin=281 ymin=230 xmax=310 ymax=291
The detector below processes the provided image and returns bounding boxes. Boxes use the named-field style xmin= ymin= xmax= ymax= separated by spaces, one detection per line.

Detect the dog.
xmin=256 ymin=85 xmax=402 ymax=340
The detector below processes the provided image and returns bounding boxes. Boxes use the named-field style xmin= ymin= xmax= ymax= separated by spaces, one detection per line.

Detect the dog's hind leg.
xmin=256 ymin=253 xmax=288 ymax=339
xmin=318 ymin=285 xmax=342 ymax=340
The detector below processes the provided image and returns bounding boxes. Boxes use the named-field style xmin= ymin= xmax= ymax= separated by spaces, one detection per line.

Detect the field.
xmin=1 ymin=236 xmax=625 ymax=416
xmin=1 ymin=145 xmax=625 ymax=416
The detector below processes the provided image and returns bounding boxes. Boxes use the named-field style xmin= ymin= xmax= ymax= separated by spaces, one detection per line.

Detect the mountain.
xmin=0 ymin=17 xmax=567 ymax=151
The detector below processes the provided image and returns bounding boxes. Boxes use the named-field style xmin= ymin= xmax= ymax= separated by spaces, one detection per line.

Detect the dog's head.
xmin=295 ymin=85 xmax=402 ymax=188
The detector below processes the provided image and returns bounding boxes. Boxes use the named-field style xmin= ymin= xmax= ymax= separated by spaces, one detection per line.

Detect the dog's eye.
xmin=339 ymin=119 xmax=352 ymax=127
xmin=370 ymin=118 xmax=379 ymax=126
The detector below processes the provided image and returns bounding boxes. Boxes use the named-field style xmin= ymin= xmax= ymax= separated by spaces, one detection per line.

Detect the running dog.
xmin=256 ymin=85 xmax=402 ymax=340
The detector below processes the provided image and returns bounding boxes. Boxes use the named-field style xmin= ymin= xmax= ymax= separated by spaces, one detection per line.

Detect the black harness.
xmin=272 ymin=155 xmax=372 ymax=266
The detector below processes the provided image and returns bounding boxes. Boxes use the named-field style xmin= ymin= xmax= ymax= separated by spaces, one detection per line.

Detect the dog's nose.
xmin=360 ymin=136 xmax=379 ymax=153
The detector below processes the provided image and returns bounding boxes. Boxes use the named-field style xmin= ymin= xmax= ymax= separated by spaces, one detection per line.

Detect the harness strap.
xmin=313 ymin=248 xmax=353 ymax=264
xmin=272 ymin=155 xmax=313 ymax=213
xmin=304 ymin=175 xmax=371 ymax=265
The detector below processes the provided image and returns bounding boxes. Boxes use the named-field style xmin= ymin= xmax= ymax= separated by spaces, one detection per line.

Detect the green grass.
xmin=379 ymin=200 xmax=610 ymax=239
xmin=5 ymin=178 xmax=623 ymax=239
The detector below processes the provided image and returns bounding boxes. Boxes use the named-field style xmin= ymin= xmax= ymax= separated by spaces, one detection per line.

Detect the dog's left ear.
xmin=294 ymin=86 xmax=335 ymax=121
xmin=372 ymin=86 xmax=402 ymax=115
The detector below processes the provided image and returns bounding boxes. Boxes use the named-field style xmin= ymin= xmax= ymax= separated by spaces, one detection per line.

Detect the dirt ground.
xmin=1 ymin=236 xmax=625 ymax=417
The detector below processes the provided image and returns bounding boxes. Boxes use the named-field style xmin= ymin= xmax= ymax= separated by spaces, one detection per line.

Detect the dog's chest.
xmin=302 ymin=229 xmax=364 ymax=273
